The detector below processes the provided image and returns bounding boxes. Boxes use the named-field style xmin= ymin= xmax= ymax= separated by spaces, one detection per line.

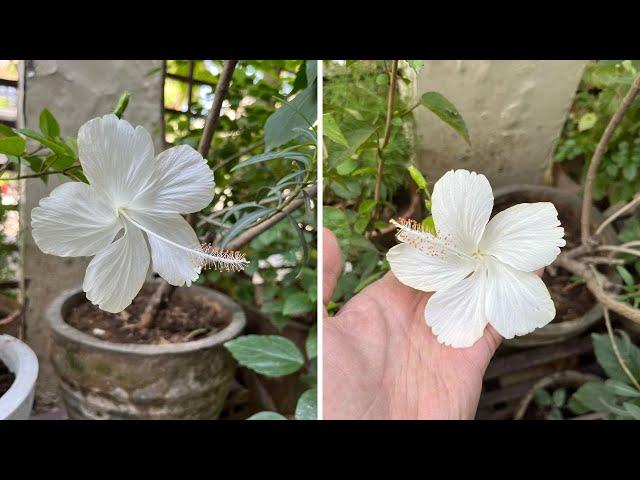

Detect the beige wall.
xmin=412 ymin=60 xmax=587 ymax=187
xmin=18 ymin=60 xmax=163 ymax=409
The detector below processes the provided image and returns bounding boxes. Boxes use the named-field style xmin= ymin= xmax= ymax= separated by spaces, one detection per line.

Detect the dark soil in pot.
xmin=66 ymin=283 xmax=233 ymax=344
xmin=493 ymin=195 xmax=597 ymax=325
xmin=0 ymin=359 xmax=15 ymax=399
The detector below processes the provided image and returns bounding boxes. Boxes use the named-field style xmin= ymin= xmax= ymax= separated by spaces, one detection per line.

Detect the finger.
xmin=323 ymin=227 xmax=343 ymax=306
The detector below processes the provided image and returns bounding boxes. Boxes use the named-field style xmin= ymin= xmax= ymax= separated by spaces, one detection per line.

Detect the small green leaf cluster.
xmin=569 ymin=332 xmax=640 ymax=420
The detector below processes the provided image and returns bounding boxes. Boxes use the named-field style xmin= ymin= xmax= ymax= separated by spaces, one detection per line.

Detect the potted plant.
xmin=47 ymin=281 xmax=245 ymax=419
xmin=3 ymin=59 xmax=317 ymax=420
xmin=0 ymin=335 xmax=38 ymax=420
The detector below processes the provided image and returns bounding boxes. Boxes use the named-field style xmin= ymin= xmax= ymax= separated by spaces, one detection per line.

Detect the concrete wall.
xmin=412 ymin=60 xmax=587 ymax=187
xmin=18 ymin=60 xmax=162 ymax=409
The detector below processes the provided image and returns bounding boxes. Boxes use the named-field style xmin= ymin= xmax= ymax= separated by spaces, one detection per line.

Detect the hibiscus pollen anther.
xmin=194 ymin=244 xmax=250 ymax=272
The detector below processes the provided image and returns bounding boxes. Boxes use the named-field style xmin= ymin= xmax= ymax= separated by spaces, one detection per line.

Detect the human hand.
xmin=323 ymin=227 xmax=542 ymax=420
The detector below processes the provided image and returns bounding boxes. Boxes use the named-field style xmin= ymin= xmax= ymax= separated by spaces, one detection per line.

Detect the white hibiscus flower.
xmin=31 ymin=114 xmax=247 ymax=313
xmin=387 ymin=169 xmax=565 ymax=348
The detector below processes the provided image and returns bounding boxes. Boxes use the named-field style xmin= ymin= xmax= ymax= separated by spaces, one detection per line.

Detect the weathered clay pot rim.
xmin=0 ymin=334 xmax=39 ymax=419
xmin=46 ymin=282 xmax=246 ymax=356
xmin=493 ymin=184 xmax=616 ymax=345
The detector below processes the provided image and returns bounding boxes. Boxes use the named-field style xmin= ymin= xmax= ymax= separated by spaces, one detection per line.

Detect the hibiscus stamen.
xmin=390 ymin=218 xmax=472 ymax=261
xmin=120 ymin=210 xmax=249 ymax=272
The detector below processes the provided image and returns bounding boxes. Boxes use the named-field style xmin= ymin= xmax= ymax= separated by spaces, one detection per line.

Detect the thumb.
xmin=323 ymin=227 xmax=343 ymax=306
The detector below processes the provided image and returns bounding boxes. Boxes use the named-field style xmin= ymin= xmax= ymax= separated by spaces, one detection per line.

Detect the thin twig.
xmin=187 ymin=60 xmax=238 ymax=228
xmin=224 ymin=185 xmax=317 ymax=251
xmin=595 ymin=193 xmax=640 ymax=237
xmin=581 ymin=75 xmax=640 ymax=245
xmin=600 ymin=289 xmax=640 ymax=391
xmin=557 ymin=254 xmax=640 ymax=324
xmin=373 ymin=60 xmax=399 ymax=210
xmin=4 ymin=164 xmax=80 ymax=181
xmin=597 ymin=245 xmax=640 ymax=258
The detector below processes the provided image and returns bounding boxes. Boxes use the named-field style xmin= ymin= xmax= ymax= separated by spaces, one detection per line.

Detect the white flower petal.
xmin=425 ymin=267 xmax=489 ymax=348
xmin=485 ymin=259 xmax=555 ymax=339
xmin=387 ymin=243 xmax=476 ymax=292
xmin=125 ymin=210 xmax=201 ymax=287
xmin=83 ymin=219 xmax=150 ymax=313
xmin=131 ymin=144 xmax=214 ymax=214
xmin=78 ymin=114 xmax=155 ymax=207
xmin=431 ymin=169 xmax=494 ymax=254
xmin=480 ymin=202 xmax=566 ymax=272
xmin=31 ymin=182 xmax=121 ymax=257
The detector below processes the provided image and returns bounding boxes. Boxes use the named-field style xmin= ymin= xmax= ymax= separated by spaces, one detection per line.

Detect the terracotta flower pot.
xmin=493 ymin=185 xmax=618 ymax=348
xmin=47 ymin=282 xmax=245 ymax=420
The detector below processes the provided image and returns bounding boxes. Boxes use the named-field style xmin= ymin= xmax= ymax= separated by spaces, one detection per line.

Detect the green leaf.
xmin=552 ymin=388 xmax=567 ymax=407
xmin=407 ymin=60 xmax=425 ymax=74
xmin=283 ymin=292 xmax=314 ymax=316
xmin=295 ymin=388 xmax=317 ymax=420
xmin=323 ymin=113 xmax=349 ymax=147
xmin=336 ymin=158 xmax=358 ymax=176
xmin=623 ymin=402 xmax=640 ymax=420
xmin=548 ymin=407 xmax=563 ymax=420
xmin=617 ymin=266 xmax=635 ymax=287
xmin=0 ymin=136 xmax=26 ymax=156
xmin=306 ymin=60 xmax=317 ymax=85
xmin=18 ymin=128 xmax=74 ymax=156
xmin=39 ymin=109 xmax=60 ymax=138
xmin=422 ymin=216 xmax=436 ymax=234
xmin=375 ymin=74 xmax=388 ymax=85
xmin=264 ymin=82 xmax=316 ymax=151
xmin=592 ymin=332 xmax=640 ymax=384
xmin=567 ymin=396 xmax=590 ymax=415
xmin=0 ymin=124 xmax=18 ymax=138
xmin=306 ymin=324 xmax=317 ymax=359
xmin=420 ymin=91 xmax=470 ymax=144
xmin=248 ymin=411 xmax=287 ymax=420
xmin=605 ymin=379 xmax=640 ymax=397
xmin=578 ymin=112 xmax=597 ymax=132
xmin=572 ymin=381 xmax=618 ymax=413
xmin=231 ymin=151 xmax=309 ymax=172
xmin=407 ymin=165 xmax=428 ymax=191
xmin=224 ymin=334 xmax=304 ymax=377
xmin=323 ymin=206 xmax=351 ymax=257
xmin=533 ymin=388 xmax=552 ymax=407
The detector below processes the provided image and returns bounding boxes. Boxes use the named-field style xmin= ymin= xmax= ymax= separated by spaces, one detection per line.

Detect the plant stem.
xmin=603 ymin=306 xmax=640 ymax=391
xmin=595 ymin=193 xmax=640 ymax=237
xmin=4 ymin=164 xmax=81 ymax=181
xmin=581 ymin=75 xmax=640 ymax=245
xmin=140 ymin=60 xmax=238 ymax=329
xmin=224 ymin=185 xmax=317 ymax=251
xmin=373 ymin=60 xmax=399 ymax=212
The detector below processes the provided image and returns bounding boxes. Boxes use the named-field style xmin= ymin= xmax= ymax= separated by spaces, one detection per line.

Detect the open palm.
xmin=323 ymin=228 xmax=503 ymax=420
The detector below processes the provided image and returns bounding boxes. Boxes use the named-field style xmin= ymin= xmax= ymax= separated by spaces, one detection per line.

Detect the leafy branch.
xmin=557 ymin=73 xmax=640 ymax=326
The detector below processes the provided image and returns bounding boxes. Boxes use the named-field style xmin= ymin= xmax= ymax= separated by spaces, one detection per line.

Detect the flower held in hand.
xmin=387 ymin=169 xmax=565 ymax=348
xmin=32 ymin=114 xmax=247 ymax=313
